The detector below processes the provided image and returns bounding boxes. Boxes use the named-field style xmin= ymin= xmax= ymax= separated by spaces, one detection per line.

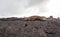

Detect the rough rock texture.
xmin=0 ymin=18 xmax=60 ymax=37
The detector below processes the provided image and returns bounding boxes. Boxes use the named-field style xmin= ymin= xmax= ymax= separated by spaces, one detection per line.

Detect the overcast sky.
xmin=0 ymin=0 xmax=60 ymax=18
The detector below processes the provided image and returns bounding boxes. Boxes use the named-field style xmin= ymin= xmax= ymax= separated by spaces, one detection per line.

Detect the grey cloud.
xmin=29 ymin=0 xmax=44 ymax=6
xmin=0 ymin=0 xmax=48 ymax=17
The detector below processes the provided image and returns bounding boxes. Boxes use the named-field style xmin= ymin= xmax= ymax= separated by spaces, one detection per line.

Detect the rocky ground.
xmin=0 ymin=18 xmax=60 ymax=37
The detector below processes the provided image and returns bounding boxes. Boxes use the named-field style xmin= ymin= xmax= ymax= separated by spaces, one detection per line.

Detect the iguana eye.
xmin=25 ymin=24 xmax=28 ymax=27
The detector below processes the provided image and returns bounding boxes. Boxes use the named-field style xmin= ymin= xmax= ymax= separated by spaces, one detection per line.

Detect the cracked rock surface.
xmin=0 ymin=19 xmax=60 ymax=37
